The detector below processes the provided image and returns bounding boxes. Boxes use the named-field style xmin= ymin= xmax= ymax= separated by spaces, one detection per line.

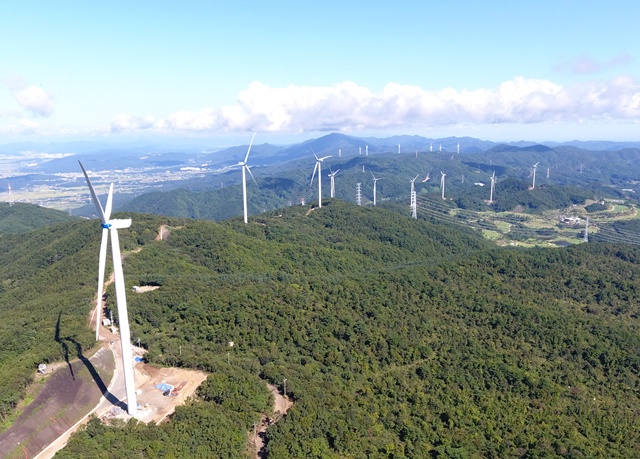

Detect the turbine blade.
xmin=95 ymin=227 xmax=109 ymax=340
xmin=244 ymin=132 xmax=257 ymax=164
xmin=319 ymin=155 xmax=332 ymax=161
xmin=310 ymin=162 xmax=319 ymax=186
xmin=104 ymin=183 xmax=114 ymax=221
xmin=246 ymin=165 xmax=259 ymax=189
xmin=79 ymin=161 xmax=107 ymax=224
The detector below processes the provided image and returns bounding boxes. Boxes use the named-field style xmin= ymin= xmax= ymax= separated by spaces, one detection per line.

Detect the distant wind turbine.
xmin=532 ymin=161 xmax=540 ymax=189
xmin=237 ymin=133 xmax=258 ymax=224
xmin=311 ymin=151 xmax=332 ymax=207
xmin=489 ymin=171 xmax=496 ymax=204
xmin=440 ymin=171 xmax=446 ymax=199
xmin=79 ymin=161 xmax=137 ymax=416
xmin=422 ymin=169 xmax=432 ymax=182
xmin=372 ymin=173 xmax=382 ymax=206
xmin=328 ymin=168 xmax=340 ymax=198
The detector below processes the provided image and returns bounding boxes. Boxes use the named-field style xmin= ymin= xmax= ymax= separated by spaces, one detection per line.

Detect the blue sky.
xmin=1 ymin=1 xmax=639 ymax=144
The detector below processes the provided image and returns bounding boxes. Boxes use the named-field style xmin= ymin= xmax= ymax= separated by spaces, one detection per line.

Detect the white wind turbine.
xmin=237 ymin=133 xmax=258 ymax=224
xmin=531 ymin=161 xmax=540 ymax=189
xmin=311 ymin=151 xmax=332 ymax=207
xmin=440 ymin=171 xmax=446 ymax=200
xmin=328 ymin=168 xmax=340 ymax=198
xmin=79 ymin=162 xmax=138 ymax=416
xmin=489 ymin=171 xmax=496 ymax=203
xmin=372 ymin=173 xmax=382 ymax=206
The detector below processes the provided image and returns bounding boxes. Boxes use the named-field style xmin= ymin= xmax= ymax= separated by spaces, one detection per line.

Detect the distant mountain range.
xmin=3 ymin=133 xmax=640 ymax=175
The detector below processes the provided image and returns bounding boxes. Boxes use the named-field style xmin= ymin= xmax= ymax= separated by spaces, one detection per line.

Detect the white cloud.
xmin=11 ymin=84 xmax=55 ymax=117
xmin=111 ymin=113 xmax=156 ymax=132
xmin=110 ymin=76 xmax=640 ymax=135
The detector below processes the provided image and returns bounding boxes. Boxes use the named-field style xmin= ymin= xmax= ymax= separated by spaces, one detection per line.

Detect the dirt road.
xmin=252 ymin=384 xmax=294 ymax=458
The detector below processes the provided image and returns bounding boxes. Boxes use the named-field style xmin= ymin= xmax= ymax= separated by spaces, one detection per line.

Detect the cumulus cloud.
xmin=111 ymin=77 xmax=640 ymax=134
xmin=10 ymin=84 xmax=55 ymax=117
xmin=111 ymin=113 xmax=156 ymax=132
xmin=556 ymin=53 xmax=632 ymax=75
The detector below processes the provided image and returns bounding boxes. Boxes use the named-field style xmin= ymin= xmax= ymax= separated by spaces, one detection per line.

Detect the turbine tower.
xmin=8 ymin=183 xmax=13 ymax=206
xmin=237 ymin=133 xmax=258 ymax=224
xmin=79 ymin=162 xmax=137 ymax=416
xmin=429 ymin=143 xmax=433 ymax=152
xmin=328 ymin=168 xmax=340 ymax=198
xmin=311 ymin=151 xmax=331 ymax=208
xmin=457 ymin=142 xmax=460 ymax=154
xmin=489 ymin=171 xmax=496 ymax=204
xmin=356 ymin=183 xmax=362 ymax=206
xmin=440 ymin=171 xmax=446 ymax=200
xmin=398 ymin=144 xmax=401 ymax=154
xmin=532 ymin=162 xmax=540 ymax=189
xmin=372 ymin=173 xmax=382 ymax=206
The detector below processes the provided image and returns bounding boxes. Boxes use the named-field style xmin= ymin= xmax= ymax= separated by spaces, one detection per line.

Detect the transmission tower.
xmin=356 ymin=183 xmax=362 ymax=206
xmin=410 ymin=191 xmax=417 ymax=219
xmin=583 ymin=217 xmax=589 ymax=242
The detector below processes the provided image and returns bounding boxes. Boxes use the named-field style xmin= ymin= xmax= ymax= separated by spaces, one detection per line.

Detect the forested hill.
xmin=0 ymin=202 xmax=78 ymax=233
xmin=2 ymin=202 xmax=640 ymax=457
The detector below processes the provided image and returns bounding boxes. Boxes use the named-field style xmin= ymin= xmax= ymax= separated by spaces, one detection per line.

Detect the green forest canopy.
xmin=0 ymin=201 xmax=639 ymax=458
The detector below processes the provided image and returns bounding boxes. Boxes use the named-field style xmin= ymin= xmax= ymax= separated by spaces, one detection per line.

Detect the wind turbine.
xmin=310 ymin=151 xmax=331 ymax=207
xmin=531 ymin=161 xmax=540 ymax=189
xmin=372 ymin=173 xmax=382 ymax=206
xmin=489 ymin=171 xmax=496 ymax=203
xmin=328 ymin=168 xmax=340 ymax=198
xmin=237 ymin=133 xmax=258 ymax=224
xmin=422 ymin=169 xmax=432 ymax=182
xmin=79 ymin=162 xmax=137 ymax=416
xmin=440 ymin=171 xmax=446 ymax=200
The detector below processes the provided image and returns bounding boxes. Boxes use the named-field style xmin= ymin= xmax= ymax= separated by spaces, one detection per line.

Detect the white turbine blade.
xmin=246 ymin=165 xmax=259 ymax=189
xmin=310 ymin=147 xmax=319 ymax=161
xmin=109 ymin=228 xmax=137 ymax=415
xmin=95 ymin=227 xmax=109 ymax=340
xmin=310 ymin=162 xmax=319 ymax=186
xmin=109 ymin=218 xmax=132 ymax=229
xmin=104 ymin=183 xmax=114 ymax=221
xmin=79 ymin=161 xmax=107 ymax=224
xmin=244 ymin=132 xmax=257 ymax=164
xmin=334 ymin=169 xmax=340 ymax=175
xmin=319 ymin=155 xmax=332 ymax=161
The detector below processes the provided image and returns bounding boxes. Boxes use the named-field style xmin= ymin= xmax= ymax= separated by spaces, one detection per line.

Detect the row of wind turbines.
xmin=234 ymin=135 xmax=546 ymax=223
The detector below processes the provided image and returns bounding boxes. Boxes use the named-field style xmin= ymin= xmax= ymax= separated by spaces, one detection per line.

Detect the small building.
xmin=103 ymin=318 xmax=112 ymax=326
xmin=38 ymin=363 xmax=47 ymax=374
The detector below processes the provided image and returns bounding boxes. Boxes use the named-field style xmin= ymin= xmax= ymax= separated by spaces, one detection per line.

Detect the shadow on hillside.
xmin=55 ymin=311 xmax=127 ymax=411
